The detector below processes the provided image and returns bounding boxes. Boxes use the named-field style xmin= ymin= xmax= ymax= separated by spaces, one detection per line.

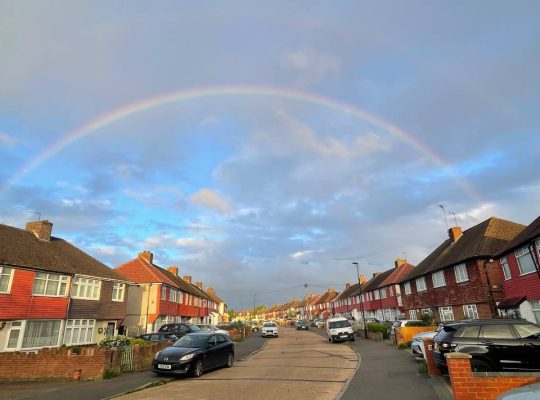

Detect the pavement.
xmin=0 ymin=328 xmax=454 ymax=400
xmin=0 ymin=333 xmax=267 ymax=400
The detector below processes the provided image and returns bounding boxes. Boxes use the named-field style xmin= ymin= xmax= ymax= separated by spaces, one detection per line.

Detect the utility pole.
xmin=353 ymin=262 xmax=368 ymax=339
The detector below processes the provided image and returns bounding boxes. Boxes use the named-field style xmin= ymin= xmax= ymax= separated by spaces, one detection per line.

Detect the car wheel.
xmin=226 ymin=352 xmax=234 ymax=368
xmin=471 ymin=359 xmax=492 ymax=372
xmin=192 ymin=359 xmax=204 ymax=378
xmin=350 ymin=336 xmax=355 ymax=342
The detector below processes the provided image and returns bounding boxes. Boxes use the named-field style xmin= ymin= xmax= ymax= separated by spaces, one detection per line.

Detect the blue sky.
xmin=1 ymin=1 xmax=539 ymax=310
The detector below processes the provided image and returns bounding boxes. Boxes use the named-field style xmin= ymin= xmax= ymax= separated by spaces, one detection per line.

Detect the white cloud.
xmin=283 ymin=48 xmax=342 ymax=85
xmin=0 ymin=131 xmax=18 ymax=147
xmin=176 ymin=237 xmax=210 ymax=249
xmin=189 ymin=188 xmax=232 ymax=215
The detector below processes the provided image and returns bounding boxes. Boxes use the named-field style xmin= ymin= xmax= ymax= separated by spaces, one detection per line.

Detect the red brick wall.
xmin=447 ymin=354 xmax=540 ymax=400
xmin=0 ymin=342 xmax=170 ymax=381
xmin=401 ymin=259 xmax=498 ymax=320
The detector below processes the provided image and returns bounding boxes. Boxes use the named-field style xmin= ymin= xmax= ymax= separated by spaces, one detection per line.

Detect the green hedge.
xmin=405 ymin=321 xmax=430 ymax=327
xmin=367 ymin=322 xmax=389 ymax=339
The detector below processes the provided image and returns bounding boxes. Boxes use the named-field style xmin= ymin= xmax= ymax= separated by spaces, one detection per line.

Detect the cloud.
xmin=283 ymin=48 xmax=342 ymax=85
xmin=116 ymin=164 xmax=143 ymax=180
xmin=0 ymin=131 xmax=18 ymax=147
xmin=189 ymin=188 xmax=232 ymax=215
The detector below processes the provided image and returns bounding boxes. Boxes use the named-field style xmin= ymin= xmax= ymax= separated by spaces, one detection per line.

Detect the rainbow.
xmin=2 ymin=85 xmax=483 ymax=201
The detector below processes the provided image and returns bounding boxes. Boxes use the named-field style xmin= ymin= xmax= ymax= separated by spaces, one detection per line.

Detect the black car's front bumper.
xmin=152 ymin=360 xmax=193 ymax=375
xmin=330 ymin=332 xmax=354 ymax=342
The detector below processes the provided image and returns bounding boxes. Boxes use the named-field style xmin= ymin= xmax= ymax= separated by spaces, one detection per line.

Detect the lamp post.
xmin=352 ymin=262 xmax=368 ymax=339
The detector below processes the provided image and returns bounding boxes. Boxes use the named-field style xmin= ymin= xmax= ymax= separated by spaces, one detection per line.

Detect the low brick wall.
xmin=0 ymin=342 xmax=170 ymax=381
xmin=366 ymin=331 xmax=383 ymax=341
xmin=446 ymin=353 xmax=540 ymax=400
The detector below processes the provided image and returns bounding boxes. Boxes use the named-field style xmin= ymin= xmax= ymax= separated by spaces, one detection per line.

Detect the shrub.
xmin=130 ymin=338 xmax=147 ymax=347
xmin=398 ymin=341 xmax=411 ymax=350
xmin=406 ymin=321 xmax=430 ymax=327
xmin=367 ymin=322 xmax=389 ymax=339
xmin=420 ymin=313 xmax=434 ymax=326
xmin=98 ymin=335 xmax=132 ymax=350
xmin=103 ymin=368 xmax=120 ymax=379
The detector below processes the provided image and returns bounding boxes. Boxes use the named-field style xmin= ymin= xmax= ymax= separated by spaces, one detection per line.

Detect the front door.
xmin=106 ymin=322 xmax=116 ymax=336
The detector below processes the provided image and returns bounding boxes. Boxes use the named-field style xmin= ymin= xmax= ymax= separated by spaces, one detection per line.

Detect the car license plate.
xmin=340 ymin=335 xmax=348 ymax=338
xmin=158 ymin=364 xmax=171 ymax=369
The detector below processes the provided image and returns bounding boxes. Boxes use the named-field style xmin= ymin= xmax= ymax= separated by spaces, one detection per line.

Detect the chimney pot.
xmin=167 ymin=266 xmax=179 ymax=276
xmin=26 ymin=220 xmax=53 ymax=241
xmin=448 ymin=227 xmax=463 ymax=242
xmin=207 ymin=287 xmax=214 ymax=293
xmin=183 ymin=275 xmax=192 ymax=284
xmin=372 ymin=272 xmax=381 ymax=278
xmin=195 ymin=281 xmax=203 ymax=289
xmin=138 ymin=251 xmax=153 ymax=264
xmin=358 ymin=275 xmax=366 ymax=284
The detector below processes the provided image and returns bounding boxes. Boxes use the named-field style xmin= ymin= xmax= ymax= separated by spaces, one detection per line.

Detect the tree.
xmin=228 ymin=309 xmax=236 ymax=321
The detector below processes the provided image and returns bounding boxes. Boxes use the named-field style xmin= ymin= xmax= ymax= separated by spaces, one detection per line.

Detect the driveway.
xmin=117 ymin=327 xmax=358 ymax=400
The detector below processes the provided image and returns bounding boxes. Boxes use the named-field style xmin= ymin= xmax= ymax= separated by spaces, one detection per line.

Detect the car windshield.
xmin=263 ymin=323 xmax=276 ymax=327
xmin=173 ymin=335 xmax=208 ymax=348
xmin=329 ymin=320 xmax=350 ymax=329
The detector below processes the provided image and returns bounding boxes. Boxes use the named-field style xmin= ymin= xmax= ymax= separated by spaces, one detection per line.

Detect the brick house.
xmin=0 ymin=220 xmax=129 ymax=351
xmin=399 ymin=217 xmax=525 ymax=322
xmin=494 ymin=216 xmax=540 ymax=323
xmin=361 ymin=270 xmax=394 ymax=321
xmin=375 ymin=259 xmax=415 ymax=321
xmin=205 ymin=287 xmax=228 ymax=325
xmin=115 ymin=251 xmax=212 ymax=334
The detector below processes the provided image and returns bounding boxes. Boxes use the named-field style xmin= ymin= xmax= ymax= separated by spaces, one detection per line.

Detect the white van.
xmin=326 ymin=317 xmax=355 ymax=343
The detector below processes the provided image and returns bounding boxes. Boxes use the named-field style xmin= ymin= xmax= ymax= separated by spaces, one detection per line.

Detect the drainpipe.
xmin=482 ymin=259 xmax=497 ymax=317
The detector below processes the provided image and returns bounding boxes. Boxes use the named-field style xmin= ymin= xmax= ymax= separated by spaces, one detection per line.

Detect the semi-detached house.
xmin=0 ymin=220 xmax=129 ymax=352
xmin=399 ymin=217 xmax=525 ymax=322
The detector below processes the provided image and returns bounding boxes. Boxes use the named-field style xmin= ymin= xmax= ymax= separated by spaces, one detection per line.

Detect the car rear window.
xmin=263 ymin=322 xmax=276 ymax=327
xmin=480 ymin=324 xmax=514 ymax=339
xmin=434 ymin=325 xmax=458 ymax=342
xmin=514 ymin=324 xmax=540 ymax=339
xmin=453 ymin=325 xmax=480 ymax=338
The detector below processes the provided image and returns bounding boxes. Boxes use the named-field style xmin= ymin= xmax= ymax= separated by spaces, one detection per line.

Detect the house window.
xmin=161 ymin=286 xmax=167 ymax=300
xmin=178 ymin=291 xmax=183 ymax=303
xmin=22 ymin=320 xmax=62 ymax=349
xmin=0 ymin=266 xmax=14 ymax=293
xmin=454 ymin=263 xmax=469 ymax=283
xmin=531 ymin=300 xmax=540 ymax=324
xmin=432 ymin=271 xmax=446 ymax=288
xmin=374 ymin=290 xmax=380 ymax=300
xmin=64 ymin=319 xmax=95 ymax=345
xmin=416 ymin=277 xmax=427 ymax=292
xmin=463 ymin=304 xmax=479 ymax=319
xmin=515 ymin=246 xmax=536 ymax=275
xmin=500 ymin=257 xmax=511 ymax=280
xmin=169 ymin=289 xmax=177 ymax=302
xmin=439 ymin=306 xmax=454 ymax=322
xmin=6 ymin=321 xmax=23 ymax=349
xmin=112 ymin=283 xmax=125 ymax=302
xmin=71 ymin=277 xmax=101 ymax=300
xmin=404 ymin=282 xmax=411 ymax=295
xmin=409 ymin=310 xmax=417 ymax=319
xmin=380 ymin=288 xmax=387 ymax=299
xmin=388 ymin=286 xmax=393 ymax=297
xmin=33 ymin=273 xmax=69 ymax=296
xmin=421 ymin=308 xmax=432 ymax=316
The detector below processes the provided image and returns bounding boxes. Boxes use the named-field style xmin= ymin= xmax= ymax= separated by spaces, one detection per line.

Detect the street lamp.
xmin=352 ymin=262 xmax=368 ymax=339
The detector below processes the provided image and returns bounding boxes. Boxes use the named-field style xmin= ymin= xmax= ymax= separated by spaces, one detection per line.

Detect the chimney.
xmin=167 ymin=266 xmax=179 ymax=276
xmin=345 ymin=283 xmax=351 ymax=289
xmin=394 ymin=258 xmax=407 ymax=268
xmin=195 ymin=281 xmax=203 ymax=290
xmin=26 ymin=220 xmax=53 ymax=241
xmin=358 ymin=275 xmax=366 ymax=284
xmin=138 ymin=251 xmax=153 ymax=264
xmin=372 ymin=272 xmax=381 ymax=278
xmin=207 ymin=287 xmax=215 ymax=294
xmin=183 ymin=275 xmax=192 ymax=284
xmin=448 ymin=226 xmax=463 ymax=242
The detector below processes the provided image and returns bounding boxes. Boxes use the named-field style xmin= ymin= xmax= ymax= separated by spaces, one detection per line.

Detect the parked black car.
xmin=138 ymin=332 xmax=178 ymax=342
xmin=432 ymin=319 xmax=540 ymax=372
xmin=157 ymin=323 xmax=201 ymax=338
xmin=295 ymin=320 xmax=309 ymax=330
xmin=152 ymin=332 xmax=234 ymax=377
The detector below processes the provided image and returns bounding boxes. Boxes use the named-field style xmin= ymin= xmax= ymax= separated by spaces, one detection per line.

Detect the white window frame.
xmin=515 ymin=245 xmax=537 ymax=275
xmin=454 ymin=263 xmax=469 ymax=283
xmin=169 ymin=289 xmax=177 ymax=302
xmin=374 ymin=290 xmax=380 ymax=300
xmin=439 ymin=306 xmax=454 ymax=322
xmin=161 ymin=286 xmax=167 ymax=300
xmin=409 ymin=309 xmax=417 ymax=320
xmin=388 ymin=286 xmax=393 ymax=297
xmin=380 ymin=288 xmax=387 ymax=299
xmin=500 ymin=257 xmax=512 ymax=280
xmin=112 ymin=283 xmax=125 ymax=302
xmin=432 ymin=271 xmax=446 ymax=288
xmin=178 ymin=291 xmax=184 ymax=303
xmin=33 ymin=272 xmax=70 ymax=297
xmin=421 ymin=308 xmax=433 ymax=316
xmin=404 ymin=282 xmax=411 ymax=295
xmin=531 ymin=300 xmax=540 ymax=325
xmin=64 ymin=319 xmax=96 ymax=345
xmin=22 ymin=320 xmax=63 ymax=349
xmin=416 ymin=277 xmax=427 ymax=292
xmin=0 ymin=266 xmax=14 ymax=294
xmin=71 ymin=277 xmax=101 ymax=300
xmin=463 ymin=304 xmax=479 ymax=319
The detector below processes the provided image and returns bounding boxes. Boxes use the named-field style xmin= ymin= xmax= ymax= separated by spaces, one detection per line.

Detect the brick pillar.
xmin=445 ymin=353 xmax=472 ymax=400
xmin=422 ymin=338 xmax=441 ymax=376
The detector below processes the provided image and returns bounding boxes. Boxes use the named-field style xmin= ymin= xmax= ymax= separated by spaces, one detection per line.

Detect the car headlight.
xmin=180 ymin=353 xmax=196 ymax=362
xmin=330 ymin=329 xmax=337 ymax=334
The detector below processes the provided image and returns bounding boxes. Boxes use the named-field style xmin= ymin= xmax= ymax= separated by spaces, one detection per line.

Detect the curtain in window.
xmin=22 ymin=320 xmax=61 ymax=348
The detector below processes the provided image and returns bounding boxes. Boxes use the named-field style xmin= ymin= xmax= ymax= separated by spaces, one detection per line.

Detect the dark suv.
xmin=158 ymin=323 xmax=201 ymax=338
xmin=432 ymin=319 xmax=540 ymax=372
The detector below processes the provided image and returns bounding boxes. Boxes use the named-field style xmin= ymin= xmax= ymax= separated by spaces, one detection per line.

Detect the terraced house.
xmin=115 ymin=251 xmax=215 ymax=334
xmin=399 ymin=217 xmax=525 ymax=322
xmin=0 ymin=220 xmax=130 ymax=351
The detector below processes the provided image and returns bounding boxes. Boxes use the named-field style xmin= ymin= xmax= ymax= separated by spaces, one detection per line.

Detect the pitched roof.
xmin=380 ymin=263 xmax=415 ymax=287
xmin=401 ymin=217 xmax=525 ymax=282
xmin=363 ymin=269 xmax=394 ymax=291
xmin=495 ymin=215 xmax=540 ymax=257
xmin=0 ymin=223 xmax=125 ymax=281
xmin=205 ymin=289 xmax=224 ymax=304
xmin=333 ymin=283 xmax=358 ymax=301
